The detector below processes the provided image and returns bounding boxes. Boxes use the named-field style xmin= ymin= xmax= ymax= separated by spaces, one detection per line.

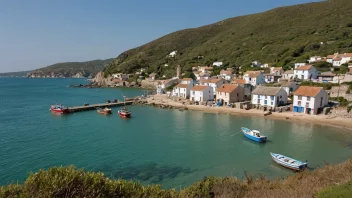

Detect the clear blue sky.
xmin=0 ymin=0 xmax=318 ymax=72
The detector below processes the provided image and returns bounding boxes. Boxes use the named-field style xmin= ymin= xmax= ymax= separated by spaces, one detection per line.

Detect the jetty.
xmin=67 ymin=101 xmax=133 ymax=113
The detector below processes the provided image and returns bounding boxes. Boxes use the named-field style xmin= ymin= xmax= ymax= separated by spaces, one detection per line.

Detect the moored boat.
xmin=270 ymin=152 xmax=308 ymax=171
xmin=118 ymin=107 xmax=131 ymax=118
xmin=241 ymin=127 xmax=267 ymax=143
xmin=97 ymin=107 xmax=112 ymax=115
xmin=50 ymin=105 xmax=69 ymax=114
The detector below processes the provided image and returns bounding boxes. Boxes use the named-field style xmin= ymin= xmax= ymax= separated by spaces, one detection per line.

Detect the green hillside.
xmin=104 ymin=0 xmax=352 ymax=78
xmin=27 ymin=59 xmax=113 ymax=78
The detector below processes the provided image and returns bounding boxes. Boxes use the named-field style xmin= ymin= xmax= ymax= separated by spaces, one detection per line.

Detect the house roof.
xmin=284 ymin=70 xmax=294 ymax=74
xmin=280 ymin=81 xmax=296 ymax=87
xmin=293 ymin=86 xmax=323 ymax=97
xmin=333 ymin=57 xmax=342 ymax=61
xmin=217 ymin=84 xmax=239 ymax=93
xmin=295 ymin=65 xmax=313 ymax=71
xmin=245 ymin=71 xmax=262 ymax=78
xmin=272 ymin=67 xmax=282 ymax=71
xmin=200 ymin=78 xmax=223 ymax=83
xmin=318 ymin=72 xmax=336 ymax=77
xmin=343 ymin=53 xmax=352 ymax=57
xmin=220 ymin=70 xmax=232 ymax=75
xmin=199 ymin=66 xmax=213 ymax=70
xmin=232 ymin=79 xmax=247 ymax=84
xmin=191 ymin=85 xmax=209 ymax=91
xmin=182 ymin=78 xmax=193 ymax=81
xmin=175 ymin=84 xmax=189 ymax=88
xmin=327 ymin=55 xmax=334 ymax=59
xmin=252 ymin=87 xmax=283 ymax=96
xmin=149 ymin=73 xmax=157 ymax=77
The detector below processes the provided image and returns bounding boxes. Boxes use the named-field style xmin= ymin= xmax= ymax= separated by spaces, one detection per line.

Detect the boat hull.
xmin=50 ymin=108 xmax=69 ymax=114
xmin=241 ymin=127 xmax=267 ymax=143
xmin=270 ymin=152 xmax=307 ymax=171
xmin=118 ymin=111 xmax=131 ymax=118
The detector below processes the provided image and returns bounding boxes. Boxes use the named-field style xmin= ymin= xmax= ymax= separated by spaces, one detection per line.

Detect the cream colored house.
xmin=216 ymin=84 xmax=244 ymax=105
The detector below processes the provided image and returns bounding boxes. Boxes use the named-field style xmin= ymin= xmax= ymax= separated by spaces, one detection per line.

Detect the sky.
xmin=0 ymin=0 xmax=318 ymax=73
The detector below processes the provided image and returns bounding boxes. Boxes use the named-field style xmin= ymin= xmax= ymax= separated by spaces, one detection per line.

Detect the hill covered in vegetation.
xmin=1 ymin=160 xmax=352 ymax=197
xmin=27 ymin=59 xmax=113 ymax=78
xmin=104 ymin=0 xmax=352 ymax=78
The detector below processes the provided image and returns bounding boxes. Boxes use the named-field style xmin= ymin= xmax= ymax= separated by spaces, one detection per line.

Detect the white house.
xmin=308 ymin=56 xmax=323 ymax=63
xmin=243 ymin=71 xmax=265 ymax=86
xmin=251 ymin=60 xmax=262 ymax=67
xmin=251 ymin=87 xmax=288 ymax=108
xmin=190 ymin=85 xmax=214 ymax=102
xmin=293 ymin=86 xmax=328 ymax=115
xmin=199 ymin=78 xmax=226 ymax=94
xmin=198 ymin=66 xmax=213 ymax=73
xmin=220 ymin=70 xmax=233 ymax=80
xmin=158 ymin=78 xmax=179 ymax=89
xmin=294 ymin=65 xmax=318 ymax=80
xmin=327 ymin=53 xmax=352 ymax=66
xmin=194 ymin=71 xmax=211 ymax=80
xmin=112 ymin=73 xmax=129 ymax=81
xmin=213 ymin=61 xmax=223 ymax=67
xmin=168 ymin=51 xmax=177 ymax=58
xmin=270 ymin=67 xmax=284 ymax=76
xmin=295 ymin=63 xmax=307 ymax=68
xmin=317 ymin=72 xmax=339 ymax=83
xmin=261 ymin=63 xmax=269 ymax=68
xmin=172 ymin=78 xmax=194 ymax=98
xmin=282 ymin=70 xmax=294 ymax=80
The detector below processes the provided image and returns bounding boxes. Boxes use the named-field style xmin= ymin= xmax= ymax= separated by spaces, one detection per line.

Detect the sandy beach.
xmin=143 ymin=95 xmax=352 ymax=131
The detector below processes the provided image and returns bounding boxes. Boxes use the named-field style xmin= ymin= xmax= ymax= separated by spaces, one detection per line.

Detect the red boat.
xmin=118 ymin=107 xmax=131 ymax=118
xmin=50 ymin=105 xmax=69 ymax=114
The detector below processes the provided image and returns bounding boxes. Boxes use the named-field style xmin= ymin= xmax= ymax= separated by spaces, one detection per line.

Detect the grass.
xmin=318 ymin=180 xmax=352 ymax=198
xmin=104 ymin=0 xmax=352 ymax=76
xmin=3 ymin=160 xmax=352 ymax=197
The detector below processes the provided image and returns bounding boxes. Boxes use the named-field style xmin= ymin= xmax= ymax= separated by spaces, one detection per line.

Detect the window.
xmin=298 ymin=96 xmax=302 ymax=100
xmin=271 ymin=96 xmax=274 ymax=100
xmin=306 ymin=102 xmax=309 ymax=107
xmin=280 ymin=95 xmax=282 ymax=99
xmin=298 ymin=101 xmax=301 ymax=106
xmin=193 ymin=91 xmax=195 ymax=94
xmin=307 ymin=96 xmax=311 ymax=101
xmin=257 ymin=99 xmax=260 ymax=104
xmin=237 ymin=93 xmax=239 ymax=97
xmin=209 ymin=90 xmax=210 ymax=93
xmin=271 ymin=102 xmax=273 ymax=105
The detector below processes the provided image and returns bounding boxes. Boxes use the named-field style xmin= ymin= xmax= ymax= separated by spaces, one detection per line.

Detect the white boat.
xmin=270 ymin=152 xmax=308 ymax=171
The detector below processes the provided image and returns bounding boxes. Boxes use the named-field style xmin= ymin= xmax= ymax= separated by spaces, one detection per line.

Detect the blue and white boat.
xmin=270 ymin=152 xmax=308 ymax=171
xmin=241 ymin=127 xmax=267 ymax=143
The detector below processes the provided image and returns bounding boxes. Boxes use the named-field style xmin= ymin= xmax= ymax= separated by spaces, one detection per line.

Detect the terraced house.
xmin=251 ymin=87 xmax=288 ymax=108
xmin=293 ymin=65 xmax=318 ymax=80
xmin=243 ymin=71 xmax=265 ymax=86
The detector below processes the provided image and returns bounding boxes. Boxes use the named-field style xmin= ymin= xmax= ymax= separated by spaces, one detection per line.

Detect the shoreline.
xmin=141 ymin=96 xmax=352 ymax=131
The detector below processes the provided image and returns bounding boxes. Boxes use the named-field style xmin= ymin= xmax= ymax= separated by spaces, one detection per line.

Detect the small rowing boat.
xmin=241 ymin=127 xmax=267 ymax=143
xmin=97 ymin=107 xmax=112 ymax=115
xmin=270 ymin=152 xmax=308 ymax=171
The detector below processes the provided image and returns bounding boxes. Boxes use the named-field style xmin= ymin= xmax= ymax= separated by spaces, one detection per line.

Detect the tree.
xmin=183 ymin=72 xmax=196 ymax=80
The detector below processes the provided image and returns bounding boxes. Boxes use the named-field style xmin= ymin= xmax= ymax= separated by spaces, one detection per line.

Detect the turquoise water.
xmin=1 ymin=78 xmax=352 ymax=189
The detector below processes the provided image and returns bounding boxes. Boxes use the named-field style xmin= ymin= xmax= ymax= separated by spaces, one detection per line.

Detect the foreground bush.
xmin=2 ymin=160 xmax=352 ymax=197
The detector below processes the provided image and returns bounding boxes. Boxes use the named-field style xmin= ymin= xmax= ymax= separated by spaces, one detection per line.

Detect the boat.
xmin=97 ymin=107 xmax=112 ymax=115
xmin=118 ymin=107 xmax=131 ymax=118
xmin=241 ymin=127 xmax=267 ymax=143
xmin=50 ymin=105 xmax=69 ymax=114
xmin=118 ymin=96 xmax=131 ymax=118
xmin=270 ymin=152 xmax=308 ymax=171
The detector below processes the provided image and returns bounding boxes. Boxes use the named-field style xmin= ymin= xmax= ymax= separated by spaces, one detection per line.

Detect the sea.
xmin=0 ymin=78 xmax=352 ymax=189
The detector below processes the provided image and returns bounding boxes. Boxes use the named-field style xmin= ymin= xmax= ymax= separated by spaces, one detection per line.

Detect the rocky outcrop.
xmin=133 ymin=100 xmax=188 ymax=111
